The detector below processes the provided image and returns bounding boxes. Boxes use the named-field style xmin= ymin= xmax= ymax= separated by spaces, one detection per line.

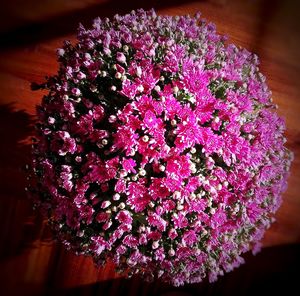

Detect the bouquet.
xmin=28 ymin=9 xmax=293 ymax=286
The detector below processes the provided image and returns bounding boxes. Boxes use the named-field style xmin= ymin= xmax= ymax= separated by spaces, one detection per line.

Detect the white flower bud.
xmin=119 ymin=202 xmax=125 ymax=209
xmin=101 ymin=200 xmax=111 ymax=209
xmin=159 ymin=165 xmax=165 ymax=172
xmin=154 ymin=85 xmax=161 ymax=92
xmin=113 ymin=193 xmax=120 ymax=201
xmin=209 ymin=186 xmax=217 ymax=195
xmin=136 ymin=67 xmax=142 ymax=77
xmin=190 ymin=193 xmax=196 ymax=200
xmin=139 ymin=169 xmax=146 ymax=176
xmin=101 ymin=139 xmax=108 ymax=145
xmin=115 ymin=72 xmax=122 ymax=79
xmin=75 ymin=156 xmax=82 ymax=162
xmin=139 ymin=225 xmax=145 ymax=233
xmin=48 ymin=117 xmax=55 ymax=124
xmin=57 ymin=48 xmax=65 ymax=57
xmin=120 ymin=170 xmax=127 ymax=178
xmin=149 ymin=201 xmax=155 ymax=208
xmin=90 ymin=85 xmax=97 ymax=92
xmin=191 ymin=167 xmax=197 ymax=174
xmin=223 ymin=181 xmax=229 ymax=187
xmin=173 ymin=191 xmax=181 ymax=199
xmin=152 ymin=241 xmax=159 ymax=249
xmin=142 ymin=135 xmax=149 ymax=142
xmin=108 ymin=115 xmax=117 ymax=123
xmin=190 ymin=147 xmax=196 ymax=154
xmin=173 ymin=86 xmax=179 ymax=93
xmin=137 ymin=85 xmax=144 ymax=92
xmin=168 ymin=249 xmax=175 ymax=256
xmin=129 ymin=149 xmax=136 ymax=156
xmin=171 ymin=119 xmax=177 ymax=126
xmin=177 ymin=204 xmax=184 ymax=211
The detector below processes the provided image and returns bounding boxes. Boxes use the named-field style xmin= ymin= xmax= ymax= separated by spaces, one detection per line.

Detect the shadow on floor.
xmin=51 ymin=244 xmax=300 ymax=296
xmin=0 ymin=103 xmax=49 ymax=261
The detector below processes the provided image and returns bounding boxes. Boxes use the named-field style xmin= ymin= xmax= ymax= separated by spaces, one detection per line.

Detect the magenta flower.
xmin=51 ymin=131 xmax=77 ymax=156
xmin=116 ymin=52 xmax=126 ymax=64
xmin=127 ymin=181 xmax=151 ymax=212
xmin=121 ymin=158 xmax=137 ymax=173
xmin=123 ymin=234 xmax=138 ymax=248
xmin=172 ymin=212 xmax=189 ymax=229
xmin=182 ymin=230 xmax=198 ymax=246
xmin=148 ymin=212 xmax=168 ymax=232
xmin=115 ymin=210 xmax=133 ymax=225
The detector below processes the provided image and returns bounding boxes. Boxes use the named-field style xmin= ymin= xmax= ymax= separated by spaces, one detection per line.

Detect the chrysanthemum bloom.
xmin=28 ymin=9 xmax=293 ymax=286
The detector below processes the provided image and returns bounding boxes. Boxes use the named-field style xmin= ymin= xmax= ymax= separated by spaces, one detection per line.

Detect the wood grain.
xmin=0 ymin=0 xmax=299 ymax=295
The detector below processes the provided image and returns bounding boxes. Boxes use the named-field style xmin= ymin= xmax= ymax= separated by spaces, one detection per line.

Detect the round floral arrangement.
xmin=28 ymin=9 xmax=293 ymax=286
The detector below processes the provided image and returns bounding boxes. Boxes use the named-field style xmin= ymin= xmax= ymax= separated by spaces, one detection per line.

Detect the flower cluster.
xmin=28 ymin=9 xmax=293 ymax=286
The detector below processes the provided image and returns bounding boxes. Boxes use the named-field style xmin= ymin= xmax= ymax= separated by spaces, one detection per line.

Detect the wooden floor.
xmin=0 ymin=0 xmax=299 ymax=295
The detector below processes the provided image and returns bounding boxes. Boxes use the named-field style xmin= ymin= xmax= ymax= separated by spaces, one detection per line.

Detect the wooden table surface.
xmin=0 ymin=0 xmax=299 ymax=295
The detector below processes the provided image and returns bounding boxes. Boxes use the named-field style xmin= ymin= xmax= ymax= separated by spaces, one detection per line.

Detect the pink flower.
xmin=116 ymin=210 xmax=133 ymax=225
xmin=209 ymin=209 xmax=227 ymax=229
xmin=172 ymin=212 xmax=188 ymax=229
xmin=165 ymin=154 xmax=191 ymax=179
xmin=115 ymin=179 xmax=126 ymax=193
xmin=116 ymin=244 xmax=127 ymax=255
xmin=135 ymin=95 xmax=155 ymax=116
xmin=143 ymin=110 xmax=161 ymax=129
xmin=176 ymin=246 xmax=193 ymax=259
xmin=91 ymin=236 xmax=109 ymax=255
xmin=105 ymin=156 xmax=119 ymax=179
xmin=92 ymin=105 xmax=105 ymax=121
xmin=182 ymin=230 xmax=198 ymax=246
xmin=122 ymin=158 xmax=137 ymax=173
xmin=59 ymin=165 xmax=73 ymax=192
xmin=127 ymin=181 xmax=151 ymax=212
xmin=161 ymin=200 xmax=176 ymax=212
xmin=148 ymin=212 xmax=168 ymax=232
xmin=96 ymin=212 xmax=109 ymax=223
xmin=51 ymin=131 xmax=77 ymax=155
xmin=164 ymin=176 xmax=182 ymax=192
xmin=147 ymin=231 xmax=162 ymax=241
xmin=116 ymin=52 xmax=126 ymax=64
xmin=120 ymin=80 xmax=138 ymax=99
xmin=123 ymin=234 xmax=138 ymax=247
xmin=83 ymin=158 xmax=110 ymax=183
xmin=89 ymin=129 xmax=109 ymax=143
xmin=113 ymin=125 xmax=138 ymax=155
xmin=154 ymin=247 xmax=165 ymax=261
xmin=149 ymin=178 xmax=170 ymax=200
xmin=168 ymin=228 xmax=178 ymax=240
